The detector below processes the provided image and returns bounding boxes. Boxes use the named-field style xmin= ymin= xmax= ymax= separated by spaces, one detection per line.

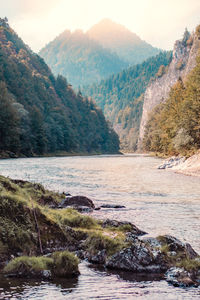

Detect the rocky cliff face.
xmin=138 ymin=29 xmax=200 ymax=148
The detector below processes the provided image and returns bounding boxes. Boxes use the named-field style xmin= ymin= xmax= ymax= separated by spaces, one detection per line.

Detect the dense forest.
xmin=83 ymin=51 xmax=172 ymax=150
xmin=39 ymin=29 xmax=128 ymax=87
xmin=143 ymin=28 xmax=200 ymax=156
xmin=0 ymin=18 xmax=119 ymax=157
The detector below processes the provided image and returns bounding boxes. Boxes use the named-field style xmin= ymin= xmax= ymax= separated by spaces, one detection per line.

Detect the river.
xmin=0 ymin=154 xmax=199 ymax=299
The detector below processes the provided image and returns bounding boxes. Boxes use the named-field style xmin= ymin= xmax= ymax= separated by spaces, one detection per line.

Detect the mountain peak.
xmin=87 ymin=18 xmax=132 ymax=37
xmin=39 ymin=23 xmax=127 ymax=87
xmin=93 ymin=18 xmax=124 ymax=28
xmin=87 ymin=19 xmax=159 ymax=64
xmin=40 ymin=19 xmax=160 ymax=87
xmin=97 ymin=18 xmax=115 ymax=24
xmin=73 ymin=29 xmax=84 ymax=35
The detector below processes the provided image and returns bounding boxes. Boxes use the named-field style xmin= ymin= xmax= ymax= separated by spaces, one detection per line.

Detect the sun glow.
xmin=1 ymin=0 xmax=200 ymax=51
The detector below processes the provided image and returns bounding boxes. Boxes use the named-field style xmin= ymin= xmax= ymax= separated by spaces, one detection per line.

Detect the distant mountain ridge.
xmin=39 ymin=19 xmax=160 ymax=87
xmin=39 ymin=27 xmax=128 ymax=87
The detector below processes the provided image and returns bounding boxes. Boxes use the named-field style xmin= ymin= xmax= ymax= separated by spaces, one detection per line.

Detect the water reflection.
xmin=0 ymin=274 xmax=79 ymax=299
xmin=88 ymin=263 xmax=164 ymax=282
xmin=0 ymin=257 xmax=199 ymax=299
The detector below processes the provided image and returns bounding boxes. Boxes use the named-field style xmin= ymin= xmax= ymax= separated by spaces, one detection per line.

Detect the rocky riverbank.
xmin=173 ymin=151 xmax=200 ymax=176
xmin=158 ymin=151 xmax=200 ymax=177
xmin=0 ymin=175 xmax=199 ymax=287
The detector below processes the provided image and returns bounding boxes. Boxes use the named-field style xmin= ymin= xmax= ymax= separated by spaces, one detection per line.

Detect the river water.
xmin=0 ymin=154 xmax=199 ymax=299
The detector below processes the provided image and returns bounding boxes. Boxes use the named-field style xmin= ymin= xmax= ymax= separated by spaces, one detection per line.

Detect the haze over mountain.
xmin=39 ymin=19 xmax=160 ymax=87
xmin=39 ymin=28 xmax=128 ymax=87
xmin=87 ymin=19 xmax=160 ymax=65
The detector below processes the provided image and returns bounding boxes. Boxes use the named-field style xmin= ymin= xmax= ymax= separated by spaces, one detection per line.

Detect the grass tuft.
xmin=84 ymin=232 xmax=126 ymax=257
xmin=44 ymin=208 xmax=98 ymax=229
xmin=51 ymin=251 xmax=79 ymax=277
xmin=3 ymin=251 xmax=80 ymax=278
xmin=176 ymin=258 xmax=200 ymax=272
xmin=4 ymin=256 xmax=53 ymax=274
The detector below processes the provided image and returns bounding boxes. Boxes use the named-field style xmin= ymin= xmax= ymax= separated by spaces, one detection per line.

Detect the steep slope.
xmin=139 ymin=28 xmax=200 ymax=148
xmin=143 ymin=26 xmax=200 ymax=156
xmin=0 ymin=18 xmax=119 ymax=157
xmin=87 ymin=19 xmax=160 ymax=65
xmin=39 ymin=29 xmax=127 ymax=87
xmin=83 ymin=51 xmax=172 ymax=150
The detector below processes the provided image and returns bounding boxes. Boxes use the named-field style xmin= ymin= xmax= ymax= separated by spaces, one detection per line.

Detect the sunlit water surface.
xmin=0 ymin=154 xmax=199 ymax=299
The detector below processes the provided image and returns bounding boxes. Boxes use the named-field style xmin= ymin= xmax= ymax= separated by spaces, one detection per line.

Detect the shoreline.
xmin=0 ymin=174 xmax=199 ymax=288
xmin=157 ymin=151 xmax=200 ymax=177
xmin=0 ymin=150 xmax=122 ymax=160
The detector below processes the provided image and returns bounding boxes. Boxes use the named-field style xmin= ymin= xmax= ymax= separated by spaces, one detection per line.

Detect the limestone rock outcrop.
xmin=138 ymin=28 xmax=200 ymax=148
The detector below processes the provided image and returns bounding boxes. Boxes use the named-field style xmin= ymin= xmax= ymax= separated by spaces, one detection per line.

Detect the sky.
xmin=1 ymin=0 xmax=200 ymax=52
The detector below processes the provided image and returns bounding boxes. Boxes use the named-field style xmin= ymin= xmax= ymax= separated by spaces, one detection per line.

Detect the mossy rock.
xmin=51 ymin=251 xmax=80 ymax=277
xmin=3 ymin=256 xmax=53 ymax=278
xmin=4 ymin=251 xmax=80 ymax=279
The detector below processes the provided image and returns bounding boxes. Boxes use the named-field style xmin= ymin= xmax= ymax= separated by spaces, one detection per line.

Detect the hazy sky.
xmin=1 ymin=0 xmax=200 ymax=52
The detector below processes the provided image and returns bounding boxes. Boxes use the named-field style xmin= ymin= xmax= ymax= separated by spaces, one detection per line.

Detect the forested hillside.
xmin=0 ymin=18 xmax=119 ymax=157
xmin=143 ymin=47 xmax=200 ymax=156
xmin=39 ymin=29 xmax=128 ymax=87
xmin=83 ymin=51 xmax=172 ymax=150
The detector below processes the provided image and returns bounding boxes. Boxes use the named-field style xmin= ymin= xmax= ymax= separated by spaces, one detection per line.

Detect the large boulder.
xmin=158 ymin=157 xmax=185 ymax=169
xmin=85 ymin=249 xmax=107 ymax=265
xmin=59 ymin=196 xmax=95 ymax=210
xmin=185 ymin=243 xmax=199 ymax=260
xmin=102 ymin=219 xmax=146 ymax=236
xmin=105 ymin=234 xmax=200 ymax=283
xmin=106 ymin=239 xmax=167 ymax=273
xmin=165 ymin=267 xmax=199 ymax=287
xmin=157 ymin=235 xmax=199 ymax=259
